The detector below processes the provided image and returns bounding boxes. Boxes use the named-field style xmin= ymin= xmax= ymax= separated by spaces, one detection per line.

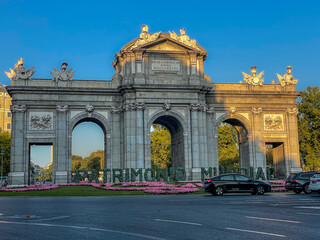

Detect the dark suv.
xmin=285 ymin=171 xmax=316 ymax=194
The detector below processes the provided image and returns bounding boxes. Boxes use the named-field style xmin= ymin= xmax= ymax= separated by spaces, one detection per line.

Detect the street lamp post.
xmin=0 ymin=147 xmax=5 ymax=187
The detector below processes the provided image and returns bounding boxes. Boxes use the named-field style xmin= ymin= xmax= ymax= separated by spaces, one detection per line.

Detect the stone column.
xmin=286 ymin=108 xmax=301 ymax=173
xmin=197 ymin=105 xmax=207 ymax=167
xmin=251 ymin=107 xmax=265 ymax=176
xmin=54 ymin=105 xmax=69 ymax=184
xmin=190 ymin=104 xmax=200 ymax=179
xmin=189 ymin=53 xmax=199 ymax=85
xmin=129 ymin=103 xmax=136 ymax=167
xmin=136 ymin=103 xmax=145 ymax=168
xmin=206 ymin=106 xmax=215 ymax=168
xmin=111 ymin=106 xmax=122 ymax=169
xmin=8 ymin=105 xmax=27 ymax=187
xmin=123 ymin=104 xmax=131 ymax=168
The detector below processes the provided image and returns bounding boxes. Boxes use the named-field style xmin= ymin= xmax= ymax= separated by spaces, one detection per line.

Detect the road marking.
xmin=0 ymin=220 xmax=167 ymax=240
xmin=226 ymin=227 xmax=286 ymax=238
xmin=155 ymin=218 xmax=202 ymax=226
xmin=294 ymin=206 xmax=320 ymax=209
xmin=297 ymin=212 xmax=320 ymax=216
xmin=0 ymin=213 xmax=3 ymax=216
xmin=29 ymin=216 xmax=70 ymax=222
xmin=245 ymin=216 xmax=301 ymax=224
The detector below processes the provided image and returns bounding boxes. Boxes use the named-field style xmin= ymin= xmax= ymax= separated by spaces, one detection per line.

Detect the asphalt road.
xmin=0 ymin=192 xmax=319 ymax=240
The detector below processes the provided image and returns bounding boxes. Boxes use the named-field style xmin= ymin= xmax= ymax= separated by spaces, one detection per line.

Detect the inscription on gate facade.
xmin=151 ymin=60 xmax=180 ymax=71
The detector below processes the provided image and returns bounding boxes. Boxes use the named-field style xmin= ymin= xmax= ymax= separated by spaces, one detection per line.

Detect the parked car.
xmin=203 ymin=173 xmax=271 ymax=196
xmin=285 ymin=171 xmax=316 ymax=194
xmin=309 ymin=172 xmax=320 ymax=194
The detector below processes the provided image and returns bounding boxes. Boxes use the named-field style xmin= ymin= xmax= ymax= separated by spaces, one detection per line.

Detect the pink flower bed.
xmin=265 ymin=180 xmax=286 ymax=191
xmin=0 ymin=184 xmax=59 ymax=192
xmin=0 ymin=181 xmax=201 ymax=194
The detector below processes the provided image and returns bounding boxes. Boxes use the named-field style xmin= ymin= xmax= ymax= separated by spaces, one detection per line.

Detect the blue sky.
xmin=1 ymin=0 xmax=319 ymax=165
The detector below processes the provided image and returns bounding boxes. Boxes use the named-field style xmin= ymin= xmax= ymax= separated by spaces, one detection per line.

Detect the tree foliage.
xmin=151 ymin=124 xmax=171 ymax=169
xmin=39 ymin=164 xmax=52 ymax=181
xmin=71 ymin=155 xmax=83 ymax=172
xmin=298 ymin=86 xmax=320 ymax=170
xmin=218 ymin=123 xmax=239 ymax=169
xmin=0 ymin=130 xmax=11 ymax=175
xmin=72 ymin=150 xmax=104 ymax=172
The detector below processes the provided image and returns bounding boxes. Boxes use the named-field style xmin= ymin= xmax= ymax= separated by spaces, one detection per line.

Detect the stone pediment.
xmin=137 ymin=38 xmax=197 ymax=52
xmin=121 ymin=33 xmax=207 ymax=55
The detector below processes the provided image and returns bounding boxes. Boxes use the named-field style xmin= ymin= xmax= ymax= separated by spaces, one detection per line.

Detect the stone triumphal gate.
xmin=6 ymin=27 xmax=301 ymax=186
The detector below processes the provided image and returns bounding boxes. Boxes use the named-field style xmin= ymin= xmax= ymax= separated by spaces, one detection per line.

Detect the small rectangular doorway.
xmin=265 ymin=142 xmax=286 ymax=179
xmin=29 ymin=143 xmax=53 ymax=185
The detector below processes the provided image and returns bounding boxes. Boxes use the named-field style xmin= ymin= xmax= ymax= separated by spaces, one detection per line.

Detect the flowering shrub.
xmin=0 ymin=180 xmax=287 ymax=194
xmin=265 ymin=180 xmax=286 ymax=191
xmin=0 ymin=181 xmax=200 ymax=194
xmin=0 ymin=184 xmax=59 ymax=192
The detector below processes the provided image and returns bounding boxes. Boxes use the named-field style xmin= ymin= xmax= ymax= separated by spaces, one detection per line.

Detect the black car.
xmin=204 ymin=173 xmax=271 ymax=196
xmin=285 ymin=171 xmax=316 ymax=194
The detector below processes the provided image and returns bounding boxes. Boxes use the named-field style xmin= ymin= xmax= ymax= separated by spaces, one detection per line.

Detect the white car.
xmin=309 ymin=172 xmax=320 ymax=193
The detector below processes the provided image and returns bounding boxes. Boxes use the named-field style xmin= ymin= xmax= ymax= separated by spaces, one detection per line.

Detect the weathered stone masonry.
xmin=6 ymin=30 xmax=301 ymax=186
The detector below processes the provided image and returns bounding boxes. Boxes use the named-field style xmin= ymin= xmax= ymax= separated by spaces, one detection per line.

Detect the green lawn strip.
xmin=0 ymin=186 xmax=147 ymax=197
xmin=0 ymin=186 xmax=206 ymax=197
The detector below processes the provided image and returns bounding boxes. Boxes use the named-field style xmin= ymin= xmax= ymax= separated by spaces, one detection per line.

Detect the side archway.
xmin=69 ymin=112 xmax=112 ymax=177
xmin=214 ymin=113 xmax=252 ymax=171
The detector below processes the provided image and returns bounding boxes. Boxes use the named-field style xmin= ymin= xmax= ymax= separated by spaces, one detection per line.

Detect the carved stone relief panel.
xmin=264 ymin=114 xmax=284 ymax=131
xmin=29 ymin=112 xmax=53 ymax=130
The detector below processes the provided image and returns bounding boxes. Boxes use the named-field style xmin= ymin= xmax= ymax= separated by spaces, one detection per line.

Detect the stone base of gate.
xmin=54 ymin=171 xmax=68 ymax=184
xmin=7 ymin=171 xmax=27 ymax=187
xmin=191 ymin=168 xmax=202 ymax=181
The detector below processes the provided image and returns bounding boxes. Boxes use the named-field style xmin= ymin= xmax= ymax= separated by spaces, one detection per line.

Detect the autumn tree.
xmin=78 ymin=150 xmax=104 ymax=171
xmin=297 ymin=86 xmax=320 ymax=170
xmin=218 ymin=123 xmax=239 ymax=169
xmin=72 ymin=155 xmax=83 ymax=172
xmin=0 ymin=130 xmax=11 ymax=175
xmin=151 ymin=124 xmax=171 ymax=169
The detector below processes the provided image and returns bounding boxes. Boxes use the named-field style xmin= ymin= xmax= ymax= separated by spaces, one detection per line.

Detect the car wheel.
xmin=294 ymin=190 xmax=302 ymax=194
xmin=210 ymin=190 xmax=217 ymax=196
xmin=215 ymin=186 xmax=224 ymax=196
xmin=303 ymin=184 xmax=311 ymax=194
xmin=256 ymin=185 xmax=265 ymax=195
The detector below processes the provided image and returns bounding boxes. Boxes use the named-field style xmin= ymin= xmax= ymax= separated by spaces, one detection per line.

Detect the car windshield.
xmin=287 ymin=173 xmax=298 ymax=180
xmin=220 ymin=175 xmax=234 ymax=181
xmin=235 ymin=175 xmax=250 ymax=181
xmin=312 ymin=173 xmax=320 ymax=178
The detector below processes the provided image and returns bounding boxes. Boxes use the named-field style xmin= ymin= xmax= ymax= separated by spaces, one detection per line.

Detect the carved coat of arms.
xmin=264 ymin=114 xmax=284 ymax=131
xmin=29 ymin=112 xmax=53 ymax=130
xmin=242 ymin=66 xmax=264 ymax=86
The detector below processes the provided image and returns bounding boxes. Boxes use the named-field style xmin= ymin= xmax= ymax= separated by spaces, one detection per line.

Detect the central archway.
xmin=147 ymin=112 xmax=187 ymax=170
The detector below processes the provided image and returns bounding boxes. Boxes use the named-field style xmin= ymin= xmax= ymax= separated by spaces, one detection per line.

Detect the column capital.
xmin=111 ymin=105 xmax=122 ymax=114
xmin=206 ymin=105 xmax=215 ymax=114
xmin=190 ymin=103 xmax=201 ymax=112
xmin=286 ymin=107 xmax=299 ymax=115
xmin=135 ymin=102 xmax=145 ymax=111
xmin=10 ymin=105 xmax=26 ymax=113
xmin=56 ymin=105 xmax=68 ymax=113
xmin=252 ymin=107 xmax=262 ymax=114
